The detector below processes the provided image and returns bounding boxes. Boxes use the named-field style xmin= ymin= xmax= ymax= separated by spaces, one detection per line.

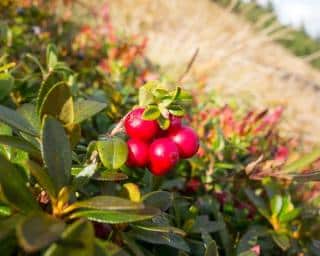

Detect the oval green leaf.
xmin=97 ymin=138 xmax=128 ymax=170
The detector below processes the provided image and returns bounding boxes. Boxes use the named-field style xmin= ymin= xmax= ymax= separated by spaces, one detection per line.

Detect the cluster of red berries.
xmin=124 ymin=108 xmax=199 ymax=176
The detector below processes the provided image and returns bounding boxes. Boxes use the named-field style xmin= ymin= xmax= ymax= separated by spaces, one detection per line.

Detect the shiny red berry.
xmin=124 ymin=108 xmax=159 ymax=141
xmin=169 ymin=126 xmax=199 ymax=158
xmin=148 ymin=138 xmax=179 ymax=176
xmin=126 ymin=138 xmax=149 ymax=167
xmin=168 ymin=115 xmax=182 ymax=132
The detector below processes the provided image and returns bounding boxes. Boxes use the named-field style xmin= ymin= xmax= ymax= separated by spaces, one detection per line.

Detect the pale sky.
xmin=252 ymin=0 xmax=320 ymax=38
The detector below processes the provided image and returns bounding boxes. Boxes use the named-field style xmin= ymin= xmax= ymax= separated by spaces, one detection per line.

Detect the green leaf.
xmin=245 ymin=188 xmax=270 ymax=219
xmin=41 ymin=116 xmax=71 ymax=190
xmin=133 ymin=222 xmax=186 ymax=236
xmin=168 ymin=105 xmax=185 ymax=117
xmin=0 ymin=135 xmax=41 ymax=159
xmin=270 ymin=195 xmax=283 ymax=217
xmin=121 ymin=234 xmax=144 ymax=256
xmin=65 ymin=196 xmax=144 ymax=213
xmin=271 ymin=233 xmax=290 ymax=251
xmin=205 ymin=240 xmax=219 ymax=256
xmin=189 ymin=215 xmax=224 ymax=234
xmin=0 ymin=73 xmax=13 ymax=101
xmin=44 ymin=219 xmax=94 ymax=256
xmin=0 ymin=154 xmax=40 ymax=213
xmin=39 ymin=82 xmax=74 ymax=124
xmin=139 ymin=84 xmax=154 ymax=106
xmin=283 ymin=149 xmax=320 ymax=173
xmin=37 ymin=71 xmax=61 ymax=113
xmin=237 ymin=225 xmax=268 ymax=255
xmin=0 ymin=203 xmax=11 ymax=216
xmin=129 ymin=229 xmax=190 ymax=252
xmin=46 ymin=44 xmax=58 ymax=71
xmin=0 ymin=105 xmax=38 ymax=136
xmin=17 ymin=213 xmax=65 ymax=253
xmin=69 ymin=208 xmax=159 ymax=224
xmin=25 ymin=160 xmax=57 ymax=199
xmin=142 ymin=191 xmax=173 ymax=211
xmin=142 ymin=105 xmax=160 ymax=120
xmin=92 ymin=171 xmax=128 ymax=181
xmin=0 ymin=214 xmax=22 ymax=240
xmin=74 ymin=99 xmax=106 ymax=124
xmin=97 ymin=138 xmax=128 ymax=170
xmin=17 ymin=103 xmax=41 ymax=132
xmin=278 ymin=208 xmax=301 ymax=223
xmin=157 ymin=116 xmax=170 ymax=130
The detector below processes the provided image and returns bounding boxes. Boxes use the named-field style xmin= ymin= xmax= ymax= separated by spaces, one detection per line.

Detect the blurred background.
xmin=7 ymin=0 xmax=320 ymax=145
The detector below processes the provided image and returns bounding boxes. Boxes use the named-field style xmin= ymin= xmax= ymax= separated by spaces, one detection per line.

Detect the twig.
xmin=178 ymin=48 xmax=199 ymax=83
xmin=109 ymin=111 xmax=131 ymax=136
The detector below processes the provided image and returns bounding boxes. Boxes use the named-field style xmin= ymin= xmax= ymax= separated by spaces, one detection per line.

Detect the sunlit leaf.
xmin=0 ymin=105 xmax=38 ymax=136
xmin=74 ymin=99 xmax=107 ymax=124
xmin=39 ymin=82 xmax=74 ymax=124
xmin=64 ymin=196 xmax=144 ymax=213
xmin=142 ymin=105 xmax=160 ymax=120
xmin=97 ymin=138 xmax=128 ymax=170
xmin=69 ymin=208 xmax=159 ymax=224
xmin=283 ymin=149 xmax=320 ymax=173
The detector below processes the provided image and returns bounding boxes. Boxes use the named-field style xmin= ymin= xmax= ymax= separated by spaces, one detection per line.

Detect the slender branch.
xmin=178 ymin=48 xmax=199 ymax=83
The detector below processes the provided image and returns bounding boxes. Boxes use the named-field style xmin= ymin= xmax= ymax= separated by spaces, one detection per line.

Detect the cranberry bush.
xmin=0 ymin=2 xmax=320 ymax=256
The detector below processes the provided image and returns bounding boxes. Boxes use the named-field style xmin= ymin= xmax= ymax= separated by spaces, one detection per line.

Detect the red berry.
xmin=168 ymin=115 xmax=182 ymax=133
xmin=126 ymin=138 xmax=149 ymax=167
xmin=169 ymin=126 xmax=199 ymax=158
xmin=124 ymin=108 xmax=159 ymax=141
xmin=148 ymin=138 xmax=179 ymax=176
xmin=156 ymin=115 xmax=182 ymax=137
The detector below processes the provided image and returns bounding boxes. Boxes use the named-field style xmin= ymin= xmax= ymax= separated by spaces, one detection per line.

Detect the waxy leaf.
xmin=0 ymin=154 xmax=39 ymax=213
xmin=25 ymin=160 xmax=57 ymax=198
xmin=142 ymin=191 xmax=173 ymax=211
xmin=37 ymin=71 xmax=61 ymax=113
xmin=129 ymin=229 xmax=190 ymax=252
xmin=46 ymin=44 xmax=58 ymax=71
xmin=97 ymin=138 xmax=128 ymax=170
xmin=74 ymin=99 xmax=107 ymax=124
xmin=0 ymin=73 xmax=14 ymax=101
xmin=18 ymin=103 xmax=41 ymax=132
xmin=65 ymin=196 xmax=144 ymax=213
xmin=45 ymin=219 xmax=94 ymax=256
xmin=92 ymin=171 xmax=128 ymax=181
xmin=96 ymin=240 xmax=130 ymax=256
xmin=41 ymin=116 xmax=71 ymax=190
xmin=0 ymin=135 xmax=41 ymax=159
xmin=205 ymin=240 xmax=219 ymax=256
xmin=270 ymin=195 xmax=283 ymax=217
xmin=245 ymin=188 xmax=270 ymax=219
xmin=0 ymin=105 xmax=38 ymax=136
xmin=17 ymin=213 xmax=65 ymax=253
xmin=40 ymin=82 xmax=74 ymax=124
xmin=0 ymin=214 xmax=22 ymax=240
xmin=142 ymin=105 xmax=160 ymax=120
xmin=69 ymin=208 xmax=160 ymax=224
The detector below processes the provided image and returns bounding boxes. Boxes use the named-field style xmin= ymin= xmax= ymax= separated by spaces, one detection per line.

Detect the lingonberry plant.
xmin=1 ymin=1 xmax=320 ymax=256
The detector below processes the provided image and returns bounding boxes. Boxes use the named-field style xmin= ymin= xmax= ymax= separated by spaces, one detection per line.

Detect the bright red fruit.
xmin=169 ymin=126 xmax=199 ymax=158
xmin=148 ymin=138 xmax=180 ymax=176
xmin=168 ymin=115 xmax=182 ymax=132
xmin=124 ymin=108 xmax=159 ymax=141
xmin=126 ymin=138 xmax=149 ymax=167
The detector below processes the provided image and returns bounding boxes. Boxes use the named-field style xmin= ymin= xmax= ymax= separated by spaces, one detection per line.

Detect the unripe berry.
xmin=126 ymin=138 xmax=149 ymax=167
xmin=148 ymin=138 xmax=179 ymax=176
xmin=124 ymin=108 xmax=159 ymax=141
xmin=169 ymin=126 xmax=199 ymax=158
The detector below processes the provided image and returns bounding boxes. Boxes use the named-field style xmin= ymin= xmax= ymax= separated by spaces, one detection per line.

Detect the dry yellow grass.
xmin=83 ymin=0 xmax=320 ymax=145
